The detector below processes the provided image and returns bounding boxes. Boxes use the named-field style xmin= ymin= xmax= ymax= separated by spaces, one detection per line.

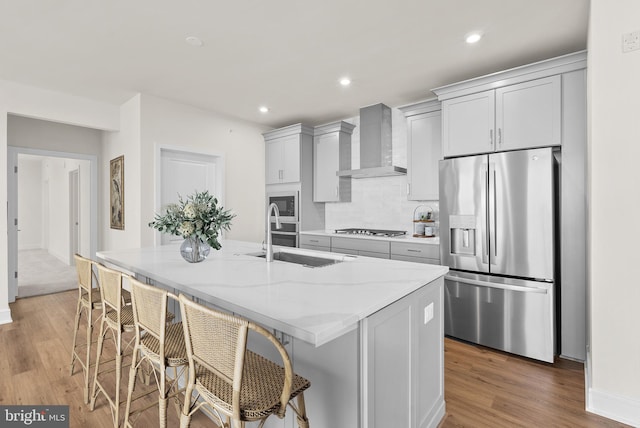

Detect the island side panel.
xmin=361 ymin=277 xmax=445 ymax=428
xmin=248 ymin=328 xmax=360 ymax=428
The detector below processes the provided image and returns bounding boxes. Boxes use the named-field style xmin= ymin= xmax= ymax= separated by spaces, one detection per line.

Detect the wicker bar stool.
xmin=69 ymin=254 xmax=103 ymax=404
xmin=124 ymin=278 xmax=188 ymax=428
xmin=178 ymin=294 xmax=311 ymax=428
xmin=90 ymin=264 xmax=136 ymax=427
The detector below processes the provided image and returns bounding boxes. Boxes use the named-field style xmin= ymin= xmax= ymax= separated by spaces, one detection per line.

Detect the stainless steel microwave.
xmin=267 ymin=191 xmax=298 ymax=222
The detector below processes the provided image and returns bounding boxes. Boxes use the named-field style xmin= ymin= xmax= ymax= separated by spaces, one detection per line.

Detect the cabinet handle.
xmin=279 ymin=169 xmax=283 ymax=180
xmin=407 ymin=183 xmax=411 ymax=195
xmin=335 ymin=186 xmax=339 ymax=197
xmin=310 ymin=239 xmax=319 ymax=243
xmin=407 ymin=249 xmax=422 ymax=253
xmin=489 ymin=129 xmax=494 ymax=146
xmin=498 ymin=128 xmax=502 ymax=145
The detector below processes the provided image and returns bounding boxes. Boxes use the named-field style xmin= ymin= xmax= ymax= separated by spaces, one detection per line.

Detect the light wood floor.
xmin=1 ymin=290 xmax=630 ymax=428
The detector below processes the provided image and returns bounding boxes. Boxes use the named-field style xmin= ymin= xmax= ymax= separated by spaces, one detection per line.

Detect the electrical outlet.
xmin=424 ymin=303 xmax=434 ymax=325
xmin=622 ymin=31 xmax=640 ymax=53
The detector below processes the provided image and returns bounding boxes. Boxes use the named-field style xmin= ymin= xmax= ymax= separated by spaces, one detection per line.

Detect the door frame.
xmin=69 ymin=168 xmax=80 ymax=266
xmin=154 ymin=145 xmax=225 ymax=246
xmin=7 ymin=146 xmax=98 ymax=302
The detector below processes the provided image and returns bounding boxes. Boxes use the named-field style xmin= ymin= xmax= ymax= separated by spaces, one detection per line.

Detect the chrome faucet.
xmin=266 ymin=203 xmax=282 ymax=262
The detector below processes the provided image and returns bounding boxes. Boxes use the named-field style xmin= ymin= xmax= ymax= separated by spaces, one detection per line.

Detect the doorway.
xmin=7 ymin=148 xmax=98 ymax=301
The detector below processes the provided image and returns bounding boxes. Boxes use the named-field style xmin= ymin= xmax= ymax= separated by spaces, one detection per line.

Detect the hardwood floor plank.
xmin=440 ymin=338 xmax=630 ymax=427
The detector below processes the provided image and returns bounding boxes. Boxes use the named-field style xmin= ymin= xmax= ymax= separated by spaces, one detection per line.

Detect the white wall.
xmin=101 ymin=95 xmax=142 ymax=251
xmin=588 ymin=0 xmax=640 ymax=425
xmin=17 ymin=157 xmax=43 ymax=250
xmin=138 ymin=94 xmax=268 ymax=245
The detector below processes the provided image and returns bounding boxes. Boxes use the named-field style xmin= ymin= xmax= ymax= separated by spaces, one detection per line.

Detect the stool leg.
xmin=90 ymin=318 xmax=106 ymax=411
xmin=124 ymin=346 xmax=140 ymax=428
xmin=158 ymin=364 xmax=167 ymax=428
xmin=83 ymin=306 xmax=95 ymax=404
xmin=114 ymin=330 xmax=122 ymax=427
xmin=295 ymin=392 xmax=309 ymax=428
xmin=179 ymin=377 xmax=195 ymax=428
xmin=69 ymin=297 xmax=82 ymax=376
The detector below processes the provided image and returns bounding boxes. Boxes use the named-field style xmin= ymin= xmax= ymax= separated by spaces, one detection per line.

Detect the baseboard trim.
xmin=587 ymin=387 xmax=640 ymax=427
xmin=0 ymin=308 xmax=13 ymax=325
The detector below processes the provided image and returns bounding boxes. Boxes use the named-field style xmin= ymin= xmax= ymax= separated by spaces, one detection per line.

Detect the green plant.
xmin=149 ymin=190 xmax=235 ymax=250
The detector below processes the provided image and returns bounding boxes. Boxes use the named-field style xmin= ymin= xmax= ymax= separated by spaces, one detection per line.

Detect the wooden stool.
xmin=124 ymin=278 xmax=188 ymax=428
xmin=178 ymin=294 xmax=311 ymax=428
xmin=69 ymin=254 xmax=103 ymax=404
xmin=90 ymin=264 xmax=136 ymax=427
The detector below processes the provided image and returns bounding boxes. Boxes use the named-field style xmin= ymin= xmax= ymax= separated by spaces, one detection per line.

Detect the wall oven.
xmin=267 ymin=191 xmax=298 ymax=222
xmin=270 ymin=222 xmax=298 ymax=248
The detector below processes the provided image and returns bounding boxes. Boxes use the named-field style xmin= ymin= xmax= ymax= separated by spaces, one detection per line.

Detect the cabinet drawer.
xmin=300 ymin=234 xmax=331 ymax=248
xmin=331 ymin=237 xmax=390 ymax=255
xmin=390 ymin=242 xmax=439 ymax=260
xmin=390 ymin=254 xmax=440 ymax=265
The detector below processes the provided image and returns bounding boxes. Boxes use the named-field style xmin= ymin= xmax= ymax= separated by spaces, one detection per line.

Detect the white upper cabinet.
xmin=313 ymin=121 xmax=354 ymax=202
xmin=264 ymin=124 xmax=313 ymax=185
xmin=496 ymin=76 xmax=561 ymax=151
xmin=401 ymin=99 xmax=442 ymax=201
xmin=442 ymin=91 xmax=495 ymax=158
xmin=441 ymin=75 xmax=561 ymax=158
xmin=433 ymin=53 xmax=588 ymax=159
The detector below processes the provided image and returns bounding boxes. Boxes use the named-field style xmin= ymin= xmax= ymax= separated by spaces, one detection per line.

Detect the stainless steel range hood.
xmin=337 ymin=103 xmax=406 ymax=178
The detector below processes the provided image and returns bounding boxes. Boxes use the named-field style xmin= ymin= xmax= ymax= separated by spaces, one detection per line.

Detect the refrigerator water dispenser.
xmin=449 ymin=215 xmax=477 ymax=256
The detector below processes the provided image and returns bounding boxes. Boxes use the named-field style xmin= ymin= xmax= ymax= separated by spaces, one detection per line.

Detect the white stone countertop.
xmin=300 ymin=229 xmax=440 ymax=245
xmin=97 ymin=240 xmax=447 ymax=347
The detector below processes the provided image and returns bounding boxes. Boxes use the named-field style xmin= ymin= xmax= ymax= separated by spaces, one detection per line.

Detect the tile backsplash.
xmin=324 ymin=175 xmax=439 ymax=234
xmin=324 ymin=106 xmax=439 ymax=234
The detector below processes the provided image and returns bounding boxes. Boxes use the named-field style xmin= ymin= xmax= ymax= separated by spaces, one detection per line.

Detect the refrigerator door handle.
xmin=483 ymin=167 xmax=490 ymax=260
xmin=493 ymin=168 xmax=498 ymax=258
xmin=445 ymin=274 xmax=549 ymax=294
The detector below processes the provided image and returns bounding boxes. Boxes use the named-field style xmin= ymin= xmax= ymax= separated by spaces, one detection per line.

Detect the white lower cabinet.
xmin=331 ymin=236 xmax=390 ymax=259
xmin=390 ymin=242 xmax=440 ymax=265
xmin=361 ymin=276 xmax=445 ymax=428
xmin=299 ymin=234 xmax=331 ymax=252
xmin=254 ymin=276 xmax=445 ymax=428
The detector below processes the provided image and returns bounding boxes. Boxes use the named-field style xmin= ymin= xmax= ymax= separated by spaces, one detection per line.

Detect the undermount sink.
xmin=250 ymin=251 xmax=342 ymax=268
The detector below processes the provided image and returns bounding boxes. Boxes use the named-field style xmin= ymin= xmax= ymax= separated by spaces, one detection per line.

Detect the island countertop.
xmin=97 ymin=240 xmax=448 ymax=347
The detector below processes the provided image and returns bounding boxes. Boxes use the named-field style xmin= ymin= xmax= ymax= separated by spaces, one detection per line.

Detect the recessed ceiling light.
xmin=465 ymin=32 xmax=482 ymax=44
xmin=259 ymin=106 xmax=269 ymax=113
xmin=339 ymin=77 xmax=351 ymax=86
xmin=185 ymin=36 xmax=204 ymax=47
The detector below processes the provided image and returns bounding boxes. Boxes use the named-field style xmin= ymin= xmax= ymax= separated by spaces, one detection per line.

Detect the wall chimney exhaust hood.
xmin=337 ymin=103 xmax=406 ymax=178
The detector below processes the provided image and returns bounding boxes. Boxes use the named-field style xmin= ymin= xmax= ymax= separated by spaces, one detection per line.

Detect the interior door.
xmin=160 ymin=149 xmax=219 ymax=245
xmin=489 ymin=148 xmax=555 ymax=280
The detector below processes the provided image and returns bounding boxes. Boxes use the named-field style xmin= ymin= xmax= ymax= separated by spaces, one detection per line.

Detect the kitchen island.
xmin=97 ymin=240 xmax=448 ymax=428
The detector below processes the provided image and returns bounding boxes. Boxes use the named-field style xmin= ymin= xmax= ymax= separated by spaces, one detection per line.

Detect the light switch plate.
xmin=622 ymin=31 xmax=640 ymax=53
xmin=424 ymin=302 xmax=434 ymax=324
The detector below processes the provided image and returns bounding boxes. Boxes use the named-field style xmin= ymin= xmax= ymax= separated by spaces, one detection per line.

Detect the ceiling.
xmin=0 ymin=1 xmax=589 ymax=129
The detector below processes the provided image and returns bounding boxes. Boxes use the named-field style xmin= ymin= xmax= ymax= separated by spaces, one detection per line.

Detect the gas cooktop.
xmin=334 ymin=228 xmax=407 ymax=237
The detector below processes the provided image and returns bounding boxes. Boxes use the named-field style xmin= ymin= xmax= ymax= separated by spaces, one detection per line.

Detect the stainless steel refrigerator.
xmin=439 ymin=147 xmax=556 ymax=362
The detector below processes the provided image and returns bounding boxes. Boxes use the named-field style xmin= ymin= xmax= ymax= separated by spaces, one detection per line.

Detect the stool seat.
xmin=196 ymin=350 xmax=310 ymax=420
xmin=139 ymin=322 xmax=188 ymax=367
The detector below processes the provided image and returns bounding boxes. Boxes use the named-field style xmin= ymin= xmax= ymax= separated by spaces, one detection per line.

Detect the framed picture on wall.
xmin=110 ymin=155 xmax=124 ymax=230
